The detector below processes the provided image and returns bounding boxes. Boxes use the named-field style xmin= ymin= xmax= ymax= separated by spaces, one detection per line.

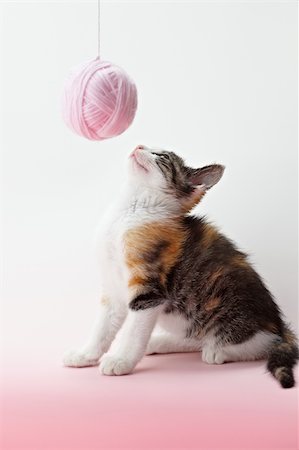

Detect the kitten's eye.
xmin=151 ymin=152 xmax=170 ymax=160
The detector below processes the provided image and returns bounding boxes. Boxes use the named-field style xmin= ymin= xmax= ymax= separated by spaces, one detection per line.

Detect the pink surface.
xmin=1 ymin=351 xmax=298 ymax=450
xmin=61 ymin=57 xmax=138 ymax=141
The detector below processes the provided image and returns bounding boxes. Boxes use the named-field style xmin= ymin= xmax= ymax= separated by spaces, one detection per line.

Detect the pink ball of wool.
xmin=62 ymin=58 xmax=138 ymax=140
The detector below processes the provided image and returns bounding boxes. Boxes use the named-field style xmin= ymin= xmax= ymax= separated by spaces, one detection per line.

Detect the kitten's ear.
xmin=187 ymin=164 xmax=225 ymax=189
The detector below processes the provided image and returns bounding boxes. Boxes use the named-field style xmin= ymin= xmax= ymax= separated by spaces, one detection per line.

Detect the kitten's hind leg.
xmin=146 ymin=332 xmax=201 ymax=355
xmin=202 ymin=330 xmax=277 ymax=365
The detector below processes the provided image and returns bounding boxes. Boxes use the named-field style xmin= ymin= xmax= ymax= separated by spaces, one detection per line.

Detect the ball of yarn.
xmin=62 ymin=57 xmax=138 ymax=140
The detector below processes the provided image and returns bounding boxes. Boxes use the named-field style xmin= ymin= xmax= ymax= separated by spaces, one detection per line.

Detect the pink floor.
xmin=1 ymin=350 xmax=298 ymax=450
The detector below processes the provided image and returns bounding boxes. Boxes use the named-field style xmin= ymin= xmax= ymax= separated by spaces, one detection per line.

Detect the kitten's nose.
xmin=134 ymin=145 xmax=145 ymax=152
xmin=131 ymin=145 xmax=145 ymax=157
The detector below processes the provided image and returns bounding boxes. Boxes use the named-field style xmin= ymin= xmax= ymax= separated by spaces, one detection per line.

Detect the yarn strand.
xmin=98 ymin=0 xmax=101 ymax=58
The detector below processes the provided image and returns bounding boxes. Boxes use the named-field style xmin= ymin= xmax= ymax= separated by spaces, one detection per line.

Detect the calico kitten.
xmin=64 ymin=145 xmax=298 ymax=388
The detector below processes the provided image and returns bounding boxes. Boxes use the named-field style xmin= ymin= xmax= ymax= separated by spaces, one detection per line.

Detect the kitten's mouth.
xmin=130 ymin=148 xmax=149 ymax=172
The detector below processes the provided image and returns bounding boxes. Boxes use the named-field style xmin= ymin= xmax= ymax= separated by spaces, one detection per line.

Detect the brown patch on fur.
xmin=124 ymin=221 xmax=186 ymax=294
xmin=128 ymin=275 xmax=148 ymax=288
xmin=264 ymin=322 xmax=279 ymax=334
xmin=231 ymin=254 xmax=249 ymax=268
xmin=276 ymin=342 xmax=292 ymax=352
xmin=209 ymin=267 xmax=225 ymax=283
xmin=201 ymin=223 xmax=219 ymax=248
xmin=205 ymin=296 xmax=221 ymax=311
xmin=274 ymin=366 xmax=289 ymax=382
xmin=283 ymin=328 xmax=297 ymax=346
xmin=181 ymin=188 xmax=206 ymax=213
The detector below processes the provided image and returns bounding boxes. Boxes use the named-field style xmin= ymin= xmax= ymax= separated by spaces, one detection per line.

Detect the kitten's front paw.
xmin=99 ymin=354 xmax=135 ymax=376
xmin=63 ymin=349 xmax=100 ymax=368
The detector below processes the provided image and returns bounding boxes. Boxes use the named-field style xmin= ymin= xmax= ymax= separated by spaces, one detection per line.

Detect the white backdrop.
xmin=1 ymin=1 xmax=297 ymax=358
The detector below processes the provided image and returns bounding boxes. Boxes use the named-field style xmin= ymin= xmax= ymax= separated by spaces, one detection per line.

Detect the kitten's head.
xmin=128 ymin=145 xmax=225 ymax=211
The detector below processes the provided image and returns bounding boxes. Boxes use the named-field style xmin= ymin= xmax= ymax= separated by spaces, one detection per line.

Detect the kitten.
xmin=64 ymin=145 xmax=298 ymax=388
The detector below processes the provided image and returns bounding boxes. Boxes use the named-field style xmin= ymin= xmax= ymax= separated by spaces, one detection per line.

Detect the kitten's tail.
xmin=267 ymin=324 xmax=298 ymax=388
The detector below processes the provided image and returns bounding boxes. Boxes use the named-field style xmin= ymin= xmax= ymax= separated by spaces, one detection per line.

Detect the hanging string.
xmin=98 ymin=0 xmax=101 ymax=58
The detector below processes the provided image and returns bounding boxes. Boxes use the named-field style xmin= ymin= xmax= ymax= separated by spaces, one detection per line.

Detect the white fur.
xmin=157 ymin=311 xmax=191 ymax=338
xmin=100 ymin=306 xmax=163 ymax=375
xmin=63 ymin=300 xmax=127 ymax=367
xmin=146 ymin=332 xmax=201 ymax=355
xmin=201 ymin=330 xmax=277 ymax=364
